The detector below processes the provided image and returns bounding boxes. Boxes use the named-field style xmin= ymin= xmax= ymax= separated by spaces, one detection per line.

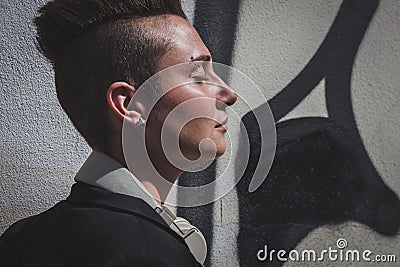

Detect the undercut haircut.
xmin=34 ymin=0 xmax=187 ymax=149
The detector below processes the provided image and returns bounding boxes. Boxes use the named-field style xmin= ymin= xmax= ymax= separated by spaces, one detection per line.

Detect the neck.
xmin=104 ymin=146 xmax=183 ymax=206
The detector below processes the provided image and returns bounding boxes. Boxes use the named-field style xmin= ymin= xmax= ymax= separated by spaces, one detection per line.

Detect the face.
xmin=144 ymin=15 xmax=237 ymax=164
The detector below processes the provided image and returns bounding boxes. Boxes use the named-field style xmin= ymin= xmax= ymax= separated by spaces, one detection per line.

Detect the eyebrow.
xmin=190 ymin=54 xmax=211 ymax=62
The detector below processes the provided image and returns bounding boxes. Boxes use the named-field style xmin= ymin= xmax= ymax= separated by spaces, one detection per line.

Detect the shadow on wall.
xmin=237 ymin=0 xmax=400 ymax=266
xmin=238 ymin=117 xmax=400 ymax=266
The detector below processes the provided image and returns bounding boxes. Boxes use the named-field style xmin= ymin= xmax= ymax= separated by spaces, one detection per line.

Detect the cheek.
xmin=156 ymin=95 xmax=216 ymax=137
xmin=180 ymin=118 xmax=215 ymax=144
xmin=179 ymin=118 xmax=221 ymax=160
xmin=145 ymin=94 xmax=177 ymax=132
xmin=145 ymin=86 xmax=219 ymax=147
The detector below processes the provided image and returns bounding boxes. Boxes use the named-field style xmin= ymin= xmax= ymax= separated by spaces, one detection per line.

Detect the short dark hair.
xmin=34 ymin=0 xmax=187 ymax=149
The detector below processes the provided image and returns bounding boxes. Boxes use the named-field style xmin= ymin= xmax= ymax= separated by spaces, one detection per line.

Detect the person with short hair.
xmin=0 ymin=0 xmax=237 ymax=266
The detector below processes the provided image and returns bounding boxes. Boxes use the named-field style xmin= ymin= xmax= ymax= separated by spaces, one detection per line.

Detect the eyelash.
xmin=192 ymin=75 xmax=209 ymax=82
xmin=190 ymin=63 xmax=209 ymax=82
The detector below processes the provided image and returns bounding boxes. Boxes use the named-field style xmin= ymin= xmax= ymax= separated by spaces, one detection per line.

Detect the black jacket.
xmin=0 ymin=183 xmax=201 ymax=267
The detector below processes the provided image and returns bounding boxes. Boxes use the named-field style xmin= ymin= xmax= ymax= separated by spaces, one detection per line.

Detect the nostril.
xmin=216 ymin=85 xmax=238 ymax=108
xmin=225 ymin=89 xmax=238 ymax=106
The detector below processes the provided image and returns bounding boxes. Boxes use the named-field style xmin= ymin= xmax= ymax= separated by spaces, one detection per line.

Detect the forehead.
xmin=156 ymin=15 xmax=211 ymax=70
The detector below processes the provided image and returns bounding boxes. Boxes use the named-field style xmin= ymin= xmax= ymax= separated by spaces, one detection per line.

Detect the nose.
xmin=216 ymin=84 xmax=238 ymax=108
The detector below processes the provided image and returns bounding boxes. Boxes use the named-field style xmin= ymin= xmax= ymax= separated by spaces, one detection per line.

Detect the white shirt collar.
xmin=74 ymin=151 xmax=159 ymax=209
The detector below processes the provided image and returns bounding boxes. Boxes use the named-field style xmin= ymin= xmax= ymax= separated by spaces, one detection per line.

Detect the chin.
xmin=214 ymin=143 xmax=226 ymax=158
xmin=183 ymin=143 xmax=226 ymax=162
xmin=215 ymin=152 xmax=224 ymax=159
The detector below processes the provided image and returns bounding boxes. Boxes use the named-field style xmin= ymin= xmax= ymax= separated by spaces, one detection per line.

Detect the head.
xmin=35 ymin=0 xmax=237 ymax=172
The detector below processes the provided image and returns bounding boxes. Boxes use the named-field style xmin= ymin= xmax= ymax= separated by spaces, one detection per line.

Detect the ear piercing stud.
xmin=136 ymin=117 xmax=146 ymax=127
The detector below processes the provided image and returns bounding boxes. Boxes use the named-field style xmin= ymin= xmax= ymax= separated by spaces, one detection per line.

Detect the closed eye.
xmin=192 ymin=75 xmax=209 ymax=82
xmin=189 ymin=62 xmax=209 ymax=82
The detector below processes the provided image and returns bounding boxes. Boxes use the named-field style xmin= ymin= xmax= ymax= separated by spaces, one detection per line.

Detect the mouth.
xmin=215 ymin=117 xmax=228 ymax=131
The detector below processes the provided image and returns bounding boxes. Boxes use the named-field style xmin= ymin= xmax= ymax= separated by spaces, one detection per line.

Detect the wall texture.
xmin=0 ymin=0 xmax=90 ymax=233
xmin=1 ymin=1 xmax=399 ymax=267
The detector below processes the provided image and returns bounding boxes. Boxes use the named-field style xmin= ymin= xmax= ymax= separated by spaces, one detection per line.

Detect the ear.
xmin=106 ymin=82 xmax=142 ymax=126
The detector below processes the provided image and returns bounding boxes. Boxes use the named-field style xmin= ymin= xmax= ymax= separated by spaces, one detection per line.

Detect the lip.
xmin=215 ymin=117 xmax=228 ymax=131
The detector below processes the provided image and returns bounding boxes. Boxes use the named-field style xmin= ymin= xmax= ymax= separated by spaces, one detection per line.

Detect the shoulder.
xmin=0 ymin=215 xmax=36 ymax=249
xmin=0 ymin=187 xmax=200 ymax=267
xmin=58 ymin=200 xmax=199 ymax=266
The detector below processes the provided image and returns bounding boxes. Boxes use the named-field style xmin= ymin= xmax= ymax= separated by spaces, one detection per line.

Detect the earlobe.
xmin=125 ymin=110 xmax=146 ymax=128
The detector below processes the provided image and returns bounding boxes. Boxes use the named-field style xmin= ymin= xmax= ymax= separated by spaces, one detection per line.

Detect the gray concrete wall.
xmin=0 ymin=0 xmax=90 ymax=232
xmin=229 ymin=1 xmax=400 ymax=266
xmin=1 ymin=1 xmax=399 ymax=266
